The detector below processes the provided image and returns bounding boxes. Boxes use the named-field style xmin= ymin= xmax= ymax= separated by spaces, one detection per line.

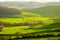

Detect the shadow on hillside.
xmin=0 ymin=6 xmax=22 ymax=18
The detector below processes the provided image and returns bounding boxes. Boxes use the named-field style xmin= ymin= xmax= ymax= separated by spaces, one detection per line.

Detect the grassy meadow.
xmin=0 ymin=5 xmax=60 ymax=40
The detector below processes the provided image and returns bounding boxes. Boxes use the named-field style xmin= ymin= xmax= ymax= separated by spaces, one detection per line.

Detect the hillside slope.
xmin=23 ymin=5 xmax=60 ymax=19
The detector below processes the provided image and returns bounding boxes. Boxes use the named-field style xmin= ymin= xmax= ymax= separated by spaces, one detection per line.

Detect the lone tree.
xmin=0 ymin=21 xmax=4 ymax=31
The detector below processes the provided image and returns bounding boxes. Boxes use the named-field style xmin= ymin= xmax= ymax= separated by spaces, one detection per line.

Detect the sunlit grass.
xmin=0 ymin=12 xmax=54 ymax=35
xmin=0 ymin=26 xmax=42 ymax=34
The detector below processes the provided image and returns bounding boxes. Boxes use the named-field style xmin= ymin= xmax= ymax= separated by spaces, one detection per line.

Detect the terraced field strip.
xmin=0 ymin=32 xmax=60 ymax=38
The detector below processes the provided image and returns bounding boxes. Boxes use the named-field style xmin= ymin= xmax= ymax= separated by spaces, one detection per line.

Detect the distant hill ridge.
xmin=0 ymin=2 xmax=60 ymax=8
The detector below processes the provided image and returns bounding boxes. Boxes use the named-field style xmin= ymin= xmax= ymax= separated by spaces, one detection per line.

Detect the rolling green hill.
xmin=0 ymin=6 xmax=60 ymax=40
xmin=0 ymin=11 xmax=53 ymax=34
xmin=23 ymin=5 xmax=60 ymax=19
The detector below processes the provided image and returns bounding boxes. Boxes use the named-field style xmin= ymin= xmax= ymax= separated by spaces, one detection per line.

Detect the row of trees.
xmin=0 ymin=20 xmax=45 ymax=31
xmin=0 ymin=20 xmax=45 ymax=27
xmin=7 ymin=21 xmax=45 ymax=26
